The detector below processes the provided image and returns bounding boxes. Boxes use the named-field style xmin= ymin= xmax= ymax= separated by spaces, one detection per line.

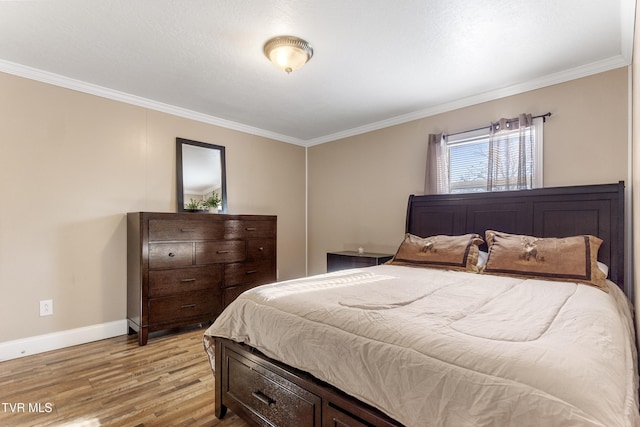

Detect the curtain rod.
xmin=443 ymin=112 xmax=552 ymax=138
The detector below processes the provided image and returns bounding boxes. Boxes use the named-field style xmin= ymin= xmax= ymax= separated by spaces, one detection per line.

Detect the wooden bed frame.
xmin=405 ymin=181 xmax=626 ymax=295
xmin=213 ymin=181 xmax=626 ymax=427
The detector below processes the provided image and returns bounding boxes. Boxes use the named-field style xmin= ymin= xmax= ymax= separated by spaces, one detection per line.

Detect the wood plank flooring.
xmin=0 ymin=325 xmax=250 ymax=427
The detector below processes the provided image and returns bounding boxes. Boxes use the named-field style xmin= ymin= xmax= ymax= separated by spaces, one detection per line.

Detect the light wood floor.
xmin=0 ymin=325 xmax=250 ymax=427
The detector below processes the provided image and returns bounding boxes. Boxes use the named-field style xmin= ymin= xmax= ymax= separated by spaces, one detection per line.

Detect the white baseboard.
xmin=0 ymin=320 xmax=128 ymax=362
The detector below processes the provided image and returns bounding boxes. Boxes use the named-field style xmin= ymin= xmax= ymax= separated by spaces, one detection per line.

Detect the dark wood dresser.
xmin=127 ymin=212 xmax=276 ymax=345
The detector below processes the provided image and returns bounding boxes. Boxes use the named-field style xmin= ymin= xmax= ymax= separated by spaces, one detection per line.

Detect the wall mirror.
xmin=176 ymin=137 xmax=227 ymax=213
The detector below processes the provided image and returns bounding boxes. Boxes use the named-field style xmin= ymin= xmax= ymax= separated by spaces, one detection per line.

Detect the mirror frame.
xmin=176 ymin=137 xmax=227 ymax=213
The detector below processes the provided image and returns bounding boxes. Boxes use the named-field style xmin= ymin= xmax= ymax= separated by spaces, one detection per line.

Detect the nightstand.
xmin=326 ymin=251 xmax=394 ymax=273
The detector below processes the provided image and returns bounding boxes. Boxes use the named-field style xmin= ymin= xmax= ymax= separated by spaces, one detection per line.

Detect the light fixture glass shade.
xmin=264 ymin=36 xmax=313 ymax=74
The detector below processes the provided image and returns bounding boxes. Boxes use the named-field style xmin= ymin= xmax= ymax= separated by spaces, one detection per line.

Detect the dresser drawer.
xmin=196 ymin=240 xmax=245 ymax=264
xmin=148 ymin=290 xmax=218 ymax=324
xmin=224 ymin=260 xmax=275 ymax=288
xmin=149 ymin=219 xmax=224 ymax=241
xmin=148 ymin=266 xmax=222 ymax=298
xmin=149 ymin=243 xmax=193 ymax=269
xmin=224 ymin=350 xmax=321 ymax=427
xmin=247 ymin=238 xmax=275 ymax=261
xmin=224 ymin=220 xmax=276 ymax=239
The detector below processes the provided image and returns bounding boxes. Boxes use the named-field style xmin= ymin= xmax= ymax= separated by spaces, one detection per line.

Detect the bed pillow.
xmin=484 ymin=230 xmax=608 ymax=292
xmin=389 ymin=233 xmax=484 ymax=272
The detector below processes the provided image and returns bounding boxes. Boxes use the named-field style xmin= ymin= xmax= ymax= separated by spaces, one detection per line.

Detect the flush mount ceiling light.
xmin=263 ymin=35 xmax=313 ymax=74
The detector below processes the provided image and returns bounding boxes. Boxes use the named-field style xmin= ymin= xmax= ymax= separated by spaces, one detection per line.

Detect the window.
xmin=445 ymin=117 xmax=543 ymax=193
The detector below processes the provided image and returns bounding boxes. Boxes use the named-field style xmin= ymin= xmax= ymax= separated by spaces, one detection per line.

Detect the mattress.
xmin=204 ymin=264 xmax=640 ymax=426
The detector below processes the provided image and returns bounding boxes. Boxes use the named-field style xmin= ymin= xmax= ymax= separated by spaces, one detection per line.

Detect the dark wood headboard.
xmin=405 ymin=182 xmax=626 ymax=295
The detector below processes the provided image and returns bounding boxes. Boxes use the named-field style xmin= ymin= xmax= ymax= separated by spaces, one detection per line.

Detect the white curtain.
xmin=486 ymin=113 xmax=534 ymax=191
xmin=425 ymin=113 xmax=540 ymax=195
xmin=424 ymin=133 xmax=448 ymax=194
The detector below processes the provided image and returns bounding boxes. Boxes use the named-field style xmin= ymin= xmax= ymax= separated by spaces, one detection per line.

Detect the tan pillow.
xmin=389 ymin=233 xmax=484 ymax=272
xmin=484 ymin=230 xmax=608 ymax=292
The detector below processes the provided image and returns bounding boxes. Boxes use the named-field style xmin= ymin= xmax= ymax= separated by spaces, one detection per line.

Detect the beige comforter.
xmin=204 ymin=265 xmax=640 ymax=427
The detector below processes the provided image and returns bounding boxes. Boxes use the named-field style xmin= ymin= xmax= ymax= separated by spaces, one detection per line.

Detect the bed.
xmin=203 ymin=181 xmax=639 ymax=426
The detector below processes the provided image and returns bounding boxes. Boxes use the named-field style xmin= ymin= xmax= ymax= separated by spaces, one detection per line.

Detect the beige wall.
xmin=0 ymin=72 xmax=306 ymax=343
xmin=0 ymin=63 xmax=633 ymax=346
xmin=308 ymin=68 xmax=630 ymax=275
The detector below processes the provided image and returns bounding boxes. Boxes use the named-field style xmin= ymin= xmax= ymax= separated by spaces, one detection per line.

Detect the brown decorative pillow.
xmin=389 ymin=233 xmax=484 ymax=272
xmin=484 ymin=230 xmax=608 ymax=292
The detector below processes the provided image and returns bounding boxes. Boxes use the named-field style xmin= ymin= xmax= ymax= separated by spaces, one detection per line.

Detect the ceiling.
xmin=0 ymin=1 xmax=635 ymax=147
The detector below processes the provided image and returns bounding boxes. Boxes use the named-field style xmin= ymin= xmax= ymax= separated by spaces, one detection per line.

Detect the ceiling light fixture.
xmin=263 ymin=36 xmax=313 ymax=74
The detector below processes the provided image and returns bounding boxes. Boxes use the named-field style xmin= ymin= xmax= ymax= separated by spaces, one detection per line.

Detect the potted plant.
xmin=203 ymin=191 xmax=222 ymax=213
xmin=185 ymin=198 xmax=203 ymax=212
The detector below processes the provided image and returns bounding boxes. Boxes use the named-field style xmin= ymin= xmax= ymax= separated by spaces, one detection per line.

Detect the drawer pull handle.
xmin=181 ymin=228 xmax=196 ymax=232
xmin=217 ymin=250 xmax=230 ymax=254
xmin=180 ymin=278 xmax=196 ymax=283
xmin=252 ymin=391 xmax=275 ymax=406
xmin=258 ymin=247 xmax=264 ymax=251
xmin=245 ymin=227 xmax=257 ymax=231
xmin=181 ymin=304 xmax=196 ymax=309
xmin=168 ymin=252 xmax=175 ymax=257
xmin=246 ymin=270 xmax=257 ymax=275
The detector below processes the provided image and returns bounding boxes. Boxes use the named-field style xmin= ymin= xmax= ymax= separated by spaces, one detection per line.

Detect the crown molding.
xmin=0 ymin=59 xmax=307 ymax=146
xmin=303 ymin=55 xmax=630 ymax=147
xmin=0 ymin=54 xmax=629 ymax=149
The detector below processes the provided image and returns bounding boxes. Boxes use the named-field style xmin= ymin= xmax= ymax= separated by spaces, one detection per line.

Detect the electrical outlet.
xmin=40 ymin=300 xmax=53 ymax=317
